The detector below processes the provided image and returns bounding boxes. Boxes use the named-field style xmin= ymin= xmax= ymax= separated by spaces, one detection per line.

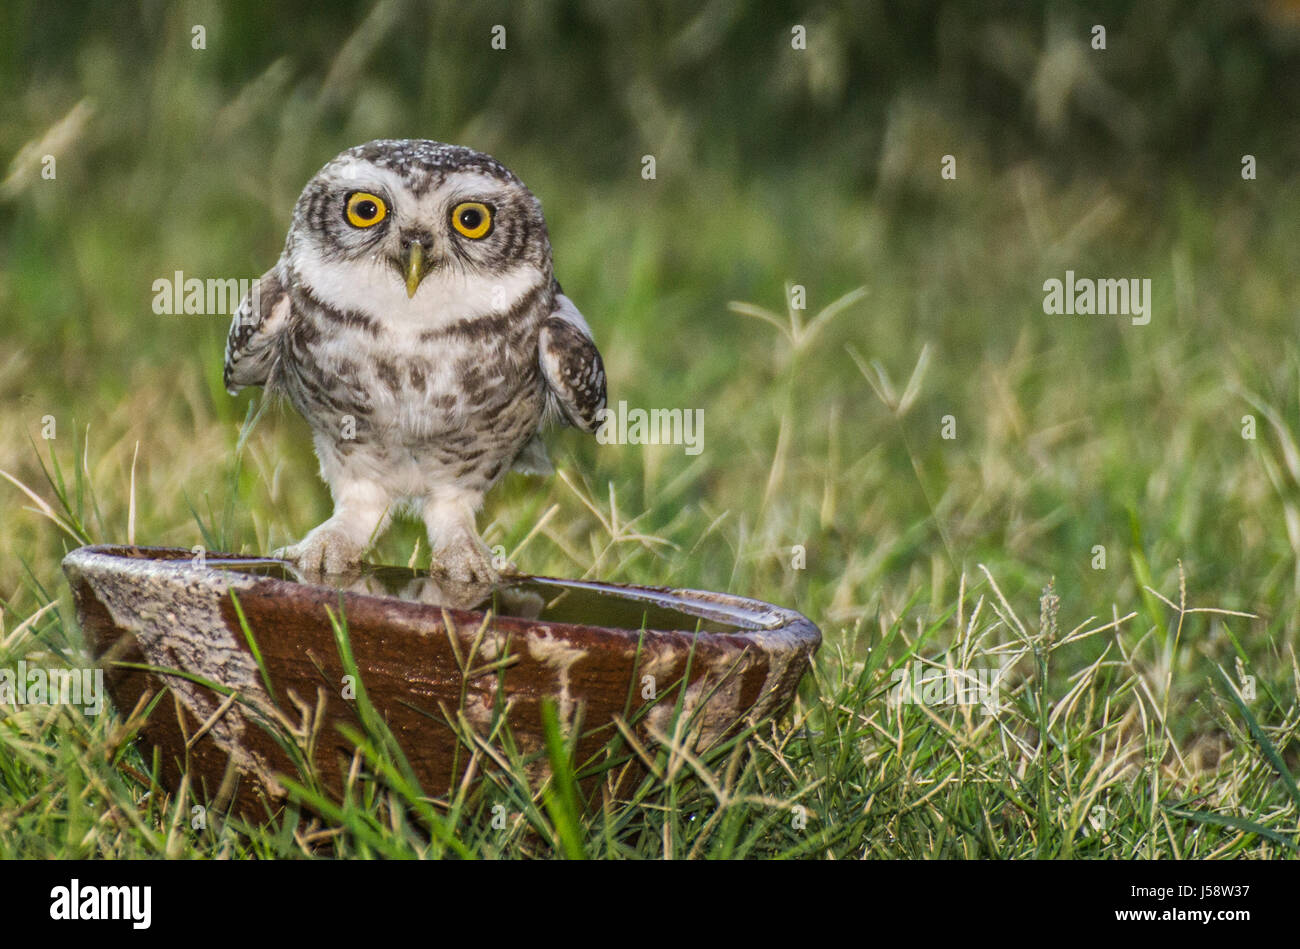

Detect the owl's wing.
xmin=223 ymin=267 xmax=292 ymax=395
xmin=538 ymin=292 xmax=607 ymax=434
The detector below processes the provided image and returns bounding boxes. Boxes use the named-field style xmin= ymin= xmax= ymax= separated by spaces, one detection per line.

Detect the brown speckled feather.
xmin=223 ymin=268 xmax=291 ymax=395
xmin=539 ymin=310 xmax=607 ymax=433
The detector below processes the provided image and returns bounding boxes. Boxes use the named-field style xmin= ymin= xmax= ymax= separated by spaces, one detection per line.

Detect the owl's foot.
xmin=422 ymin=493 xmax=505 ymax=583
xmin=432 ymin=541 xmax=500 ymax=584
xmin=273 ymin=525 xmax=366 ymax=575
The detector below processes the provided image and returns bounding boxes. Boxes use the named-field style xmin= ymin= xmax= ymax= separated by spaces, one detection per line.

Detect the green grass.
xmin=2 ymin=1 xmax=1299 ymax=858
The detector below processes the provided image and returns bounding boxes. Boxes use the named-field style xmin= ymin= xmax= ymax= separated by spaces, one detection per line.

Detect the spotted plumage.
xmin=223 ymin=139 xmax=607 ymax=578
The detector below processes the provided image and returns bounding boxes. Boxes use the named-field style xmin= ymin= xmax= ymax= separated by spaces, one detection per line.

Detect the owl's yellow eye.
xmin=345 ymin=192 xmax=387 ymax=228
xmin=451 ymin=202 xmax=493 ymax=239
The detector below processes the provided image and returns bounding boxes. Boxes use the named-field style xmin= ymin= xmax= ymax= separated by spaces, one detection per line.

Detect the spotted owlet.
xmin=222 ymin=140 xmax=607 ymax=580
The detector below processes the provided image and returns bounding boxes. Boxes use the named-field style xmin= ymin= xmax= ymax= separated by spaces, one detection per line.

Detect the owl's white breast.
xmin=290 ymin=249 xmax=544 ymax=336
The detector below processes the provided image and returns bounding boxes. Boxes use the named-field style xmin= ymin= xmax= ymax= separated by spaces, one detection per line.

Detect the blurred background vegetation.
xmin=2 ymin=0 xmax=1300 ymax=757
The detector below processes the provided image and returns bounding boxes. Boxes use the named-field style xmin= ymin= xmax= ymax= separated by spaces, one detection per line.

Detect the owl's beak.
xmin=403 ymin=242 xmax=429 ymax=298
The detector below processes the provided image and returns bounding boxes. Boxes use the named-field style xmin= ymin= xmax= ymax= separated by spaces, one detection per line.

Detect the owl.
xmin=222 ymin=139 xmax=607 ymax=580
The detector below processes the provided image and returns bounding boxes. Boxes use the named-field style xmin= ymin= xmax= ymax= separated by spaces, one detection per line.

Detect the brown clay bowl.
xmin=62 ymin=545 xmax=820 ymax=815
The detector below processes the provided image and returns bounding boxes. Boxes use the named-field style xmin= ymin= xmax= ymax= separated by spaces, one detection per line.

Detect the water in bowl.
xmin=204 ymin=558 xmax=752 ymax=633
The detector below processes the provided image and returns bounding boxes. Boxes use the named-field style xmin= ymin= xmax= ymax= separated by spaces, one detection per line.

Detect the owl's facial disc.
xmin=293 ymin=145 xmax=554 ymax=313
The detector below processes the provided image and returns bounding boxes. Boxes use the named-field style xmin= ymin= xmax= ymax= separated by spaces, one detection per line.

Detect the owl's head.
xmin=285 ymin=140 xmax=552 ymax=316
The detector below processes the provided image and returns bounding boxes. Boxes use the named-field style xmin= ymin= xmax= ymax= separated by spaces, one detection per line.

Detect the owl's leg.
xmin=421 ymin=489 xmax=498 ymax=583
xmin=275 ymin=479 xmax=391 ymax=574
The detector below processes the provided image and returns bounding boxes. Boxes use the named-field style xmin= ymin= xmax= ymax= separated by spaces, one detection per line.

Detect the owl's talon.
xmin=274 ymin=527 xmax=365 ymax=576
xmin=432 ymin=543 xmax=500 ymax=584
